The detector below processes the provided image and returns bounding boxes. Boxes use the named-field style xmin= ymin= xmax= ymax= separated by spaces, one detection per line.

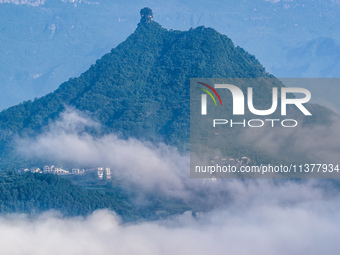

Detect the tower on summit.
xmin=140 ymin=7 xmax=153 ymax=24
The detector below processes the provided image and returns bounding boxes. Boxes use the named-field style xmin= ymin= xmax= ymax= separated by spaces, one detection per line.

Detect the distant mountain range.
xmin=0 ymin=0 xmax=88 ymax=6
xmin=273 ymin=37 xmax=340 ymax=77
xmin=0 ymin=0 xmax=339 ymax=110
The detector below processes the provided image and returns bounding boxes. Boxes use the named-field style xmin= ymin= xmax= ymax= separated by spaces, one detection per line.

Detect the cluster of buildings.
xmin=17 ymin=165 xmax=112 ymax=180
xmin=209 ymin=156 xmax=251 ymax=167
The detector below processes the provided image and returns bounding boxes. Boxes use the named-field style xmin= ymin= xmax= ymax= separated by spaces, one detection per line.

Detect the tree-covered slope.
xmin=0 ymin=171 xmax=138 ymax=219
xmin=0 ymin=170 xmax=192 ymax=220
xmin=0 ymin=9 xmax=271 ymax=165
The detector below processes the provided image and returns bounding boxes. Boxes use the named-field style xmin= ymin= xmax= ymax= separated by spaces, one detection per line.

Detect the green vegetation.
xmin=0 ymin=171 xmax=138 ymax=220
xmin=0 ymin=16 xmax=333 ymax=167
xmin=0 ymin=19 xmax=272 ymax=167
xmin=0 ymin=171 xmax=191 ymax=220
xmin=0 ymin=15 xmax=335 ymax=217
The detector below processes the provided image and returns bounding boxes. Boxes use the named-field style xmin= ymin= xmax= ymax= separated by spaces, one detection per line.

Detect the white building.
xmin=17 ymin=168 xmax=29 ymax=173
xmin=97 ymin=167 xmax=111 ymax=180
xmin=105 ymin=167 xmax=111 ymax=180
xmin=241 ymin=156 xmax=251 ymax=165
xmin=97 ymin=167 xmax=104 ymax=179
xmin=53 ymin=167 xmax=69 ymax=175
xmin=72 ymin=168 xmax=84 ymax=174
xmin=30 ymin=167 xmax=41 ymax=173
xmin=43 ymin=165 xmax=54 ymax=173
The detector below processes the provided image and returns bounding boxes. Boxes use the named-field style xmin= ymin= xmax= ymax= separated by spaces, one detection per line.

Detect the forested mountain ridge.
xmin=0 ymin=8 xmax=271 ymax=167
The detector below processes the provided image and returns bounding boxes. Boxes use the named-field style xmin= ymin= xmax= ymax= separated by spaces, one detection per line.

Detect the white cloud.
xmin=15 ymin=108 xmax=340 ymax=201
xmin=0 ymin=0 xmax=45 ymax=6
xmin=0 ymin=179 xmax=340 ymax=255
xmin=16 ymin=108 xmax=189 ymax=197
xmin=11 ymin=108 xmax=340 ymax=254
xmin=265 ymin=0 xmax=281 ymax=3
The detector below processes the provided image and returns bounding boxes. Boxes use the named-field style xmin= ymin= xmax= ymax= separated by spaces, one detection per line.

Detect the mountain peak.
xmin=0 ymin=9 xmax=273 ymax=165
xmin=140 ymin=7 xmax=153 ymax=24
